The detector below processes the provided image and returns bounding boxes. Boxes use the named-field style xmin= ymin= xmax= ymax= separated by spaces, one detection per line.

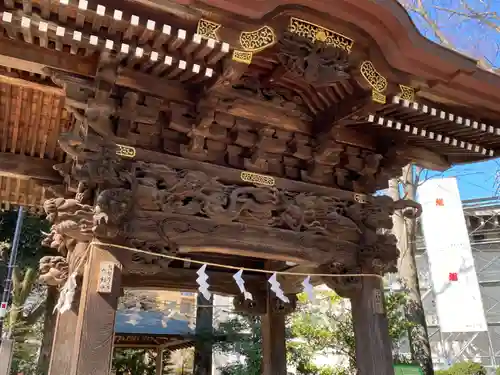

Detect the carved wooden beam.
xmin=122 ymin=269 xmax=266 ymax=296
xmin=116 ymin=68 xmax=192 ymax=103
xmin=0 ymin=153 xmax=62 ymax=182
xmin=314 ymin=93 xmax=376 ymax=134
xmin=0 ymin=71 xmax=64 ymax=95
xmin=397 ymin=145 xmax=451 ymax=171
xmin=131 ymin=146 xmax=367 ymax=201
xmin=331 ymin=127 xmax=377 ymax=151
xmin=0 ymin=37 xmax=192 ymax=103
xmin=178 ymin=245 xmax=316 ymax=265
xmin=0 ymin=36 xmax=98 ymax=76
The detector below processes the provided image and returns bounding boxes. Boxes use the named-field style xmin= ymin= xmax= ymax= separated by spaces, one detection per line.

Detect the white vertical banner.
xmin=418 ymin=177 xmax=487 ymax=333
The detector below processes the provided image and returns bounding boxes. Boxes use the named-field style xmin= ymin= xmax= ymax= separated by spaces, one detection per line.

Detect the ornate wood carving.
xmin=230 ymin=75 xmax=313 ymax=121
xmin=44 ymin=135 xmax=417 ymax=284
xmin=39 ymin=187 xmax=132 ymax=284
xmin=277 ymin=31 xmax=350 ymax=87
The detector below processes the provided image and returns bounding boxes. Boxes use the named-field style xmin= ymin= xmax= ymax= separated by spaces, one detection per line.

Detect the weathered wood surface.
xmin=0 ymin=38 xmax=97 ymax=77
xmin=0 ymin=153 xmax=62 ymax=182
xmin=156 ymin=348 xmax=164 ymax=375
xmin=70 ymin=245 xmax=122 ymax=375
xmin=48 ymin=292 xmax=80 ymax=375
xmin=38 ymin=134 xmax=415 ymax=293
xmin=261 ymin=290 xmax=288 ymax=375
xmin=351 ymin=277 xmax=395 ymax=375
xmin=193 ymin=294 xmax=213 ymax=375
xmin=122 ymin=267 xmax=266 ymax=296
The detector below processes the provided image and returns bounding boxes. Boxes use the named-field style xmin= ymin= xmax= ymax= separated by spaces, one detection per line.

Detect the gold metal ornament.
xmin=288 ymin=17 xmax=354 ymax=53
xmin=232 ymin=50 xmax=253 ymax=64
xmin=239 ymin=26 xmax=276 ymax=52
xmin=240 ymin=171 xmax=275 ymax=186
xmin=197 ymin=19 xmax=221 ymax=40
xmin=399 ymin=84 xmax=415 ymax=102
xmin=116 ymin=144 xmax=136 ymax=158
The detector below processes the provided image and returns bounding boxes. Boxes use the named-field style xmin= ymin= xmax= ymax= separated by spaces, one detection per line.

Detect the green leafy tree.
xmin=112 ymin=348 xmax=192 ymax=375
xmin=0 ymin=210 xmax=52 ymax=374
xmin=434 ymin=361 xmax=486 ymax=375
xmin=213 ymin=315 xmax=262 ymax=375
xmin=212 ymin=289 xmax=414 ymax=374
xmin=289 ymin=290 xmax=415 ymax=373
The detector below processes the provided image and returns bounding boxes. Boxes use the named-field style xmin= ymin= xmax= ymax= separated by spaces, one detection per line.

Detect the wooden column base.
xmin=70 ymin=244 xmax=122 ymax=375
xmin=351 ymin=277 xmax=394 ymax=375
xmin=193 ymin=294 xmax=213 ymax=375
xmin=48 ymin=304 xmax=80 ymax=375
xmin=156 ymin=347 xmax=163 ymax=375
xmin=48 ymin=243 xmax=86 ymax=375
xmin=261 ymin=292 xmax=287 ymax=375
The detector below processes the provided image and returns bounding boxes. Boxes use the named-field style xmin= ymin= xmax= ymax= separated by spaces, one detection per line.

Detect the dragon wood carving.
xmin=45 ymin=136 xmax=421 ymax=287
xmin=39 ymin=189 xmax=133 ymax=286
xmin=277 ymin=31 xmax=350 ymax=87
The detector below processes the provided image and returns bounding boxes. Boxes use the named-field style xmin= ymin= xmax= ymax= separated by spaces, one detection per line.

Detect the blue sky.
xmin=425 ymin=160 xmax=499 ymax=200
xmin=404 ymin=0 xmax=500 ymax=200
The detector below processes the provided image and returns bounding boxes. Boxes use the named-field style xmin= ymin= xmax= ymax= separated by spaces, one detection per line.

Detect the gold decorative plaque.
xmin=240 ymin=171 xmax=275 ymax=186
xmin=360 ymin=61 xmax=388 ymax=92
xmin=239 ymin=26 xmax=276 ymax=52
xmin=197 ymin=19 xmax=221 ymax=40
xmin=116 ymin=144 xmax=136 ymax=158
xmin=288 ymin=17 xmax=354 ymax=53
xmin=232 ymin=50 xmax=253 ymax=64
xmin=372 ymin=90 xmax=386 ymax=104
xmin=353 ymin=193 xmax=368 ymax=204
xmin=399 ymin=84 xmax=415 ymax=102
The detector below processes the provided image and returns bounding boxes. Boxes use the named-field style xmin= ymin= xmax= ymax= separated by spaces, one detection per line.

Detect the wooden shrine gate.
xmin=0 ymin=0 xmax=499 ymax=374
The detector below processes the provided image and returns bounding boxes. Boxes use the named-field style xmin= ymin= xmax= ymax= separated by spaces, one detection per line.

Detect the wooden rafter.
xmin=0 ymin=153 xmax=62 ymax=182
xmin=0 ymin=37 xmax=98 ymax=76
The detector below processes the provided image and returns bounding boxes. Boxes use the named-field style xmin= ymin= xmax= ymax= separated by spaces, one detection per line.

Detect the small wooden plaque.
xmin=97 ymin=261 xmax=115 ymax=294
xmin=372 ymin=289 xmax=384 ymax=314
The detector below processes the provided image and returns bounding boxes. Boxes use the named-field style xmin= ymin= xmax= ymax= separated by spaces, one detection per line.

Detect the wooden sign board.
xmin=394 ymin=364 xmax=424 ymax=375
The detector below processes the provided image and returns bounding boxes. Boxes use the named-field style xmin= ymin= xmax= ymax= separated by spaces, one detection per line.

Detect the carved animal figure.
xmin=43 ymin=197 xmax=93 ymax=223
xmin=39 ymin=256 xmax=69 ymax=286
xmin=278 ymin=32 xmax=350 ymax=87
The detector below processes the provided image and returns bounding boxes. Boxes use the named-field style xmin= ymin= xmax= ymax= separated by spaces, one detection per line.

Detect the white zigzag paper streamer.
xmin=196 ymin=264 xmax=212 ymax=300
xmin=268 ymin=272 xmax=289 ymax=303
xmin=54 ymin=272 xmax=77 ymax=314
xmin=233 ymin=269 xmax=253 ymax=300
xmin=302 ymin=276 xmax=315 ymax=302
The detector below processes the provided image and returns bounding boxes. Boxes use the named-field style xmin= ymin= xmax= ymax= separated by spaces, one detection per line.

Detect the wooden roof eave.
xmin=170 ymin=0 xmax=500 ymax=114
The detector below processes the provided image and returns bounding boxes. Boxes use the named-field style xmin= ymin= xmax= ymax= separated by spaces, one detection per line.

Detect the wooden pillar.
xmin=156 ymin=347 xmax=163 ymax=375
xmin=350 ymin=277 xmax=394 ymax=375
xmin=70 ymin=244 xmax=122 ymax=375
xmin=193 ymin=294 xmax=213 ymax=375
xmin=261 ymin=293 xmax=287 ymax=375
xmin=39 ymin=287 xmax=58 ymax=375
xmin=47 ymin=300 xmax=80 ymax=375
xmin=48 ymin=243 xmax=86 ymax=375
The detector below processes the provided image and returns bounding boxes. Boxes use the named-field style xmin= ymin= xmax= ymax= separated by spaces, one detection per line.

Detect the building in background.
xmin=416 ymin=179 xmax=500 ymax=372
